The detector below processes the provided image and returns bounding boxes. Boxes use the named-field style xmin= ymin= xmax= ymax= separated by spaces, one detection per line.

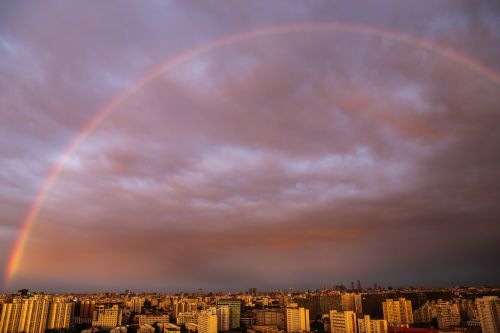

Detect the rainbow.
xmin=5 ymin=22 xmax=500 ymax=290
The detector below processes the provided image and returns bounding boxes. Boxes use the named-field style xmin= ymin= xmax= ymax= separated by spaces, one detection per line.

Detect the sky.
xmin=1 ymin=0 xmax=500 ymax=293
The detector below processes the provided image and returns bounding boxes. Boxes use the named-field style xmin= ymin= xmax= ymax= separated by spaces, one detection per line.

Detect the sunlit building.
xmin=47 ymin=298 xmax=74 ymax=329
xmin=476 ymin=296 xmax=500 ymax=333
xmin=286 ymin=305 xmax=310 ymax=333
xmin=130 ymin=297 xmax=144 ymax=314
xmin=136 ymin=314 xmax=169 ymax=326
xmin=197 ymin=308 xmax=218 ymax=333
xmin=329 ymin=310 xmax=356 ymax=333
xmin=92 ymin=305 xmax=122 ymax=329
xmin=436 ymin=300 xmax=460 ymax=330
xmin=342 ymin=293 xmax=363 ymax=317
xmin=216 ymin=299 xmax=241 ymax=329
xmin=0 ymin=300 xmax=23 ymax=333
xmin=382 ymin=298 xmax=413 ymax=326
xmin=254 ymin=309 xmax=286 ymax=330
xmin=357 ymin=315 xmax=388 ymax=333
xmin=217 ymin=305 xmax=230 ymax=331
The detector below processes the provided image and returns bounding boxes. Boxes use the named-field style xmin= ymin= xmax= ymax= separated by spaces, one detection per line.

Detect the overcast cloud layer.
xmin=1 ymin=0 xmax=500 ymax=292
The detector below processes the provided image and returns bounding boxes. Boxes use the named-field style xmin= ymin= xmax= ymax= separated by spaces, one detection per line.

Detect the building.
xmin=173 ymin=300 xmax=198 ymax=320
xmin=435 ymin=300 xmax=460 ymax=330
xmin=358 ymin=315 xmax=388 ymax=333
xmin=47 ymin=298 xmax=74 ymax=329
xmin=254 ymin=309 xmax=285 ymax=330
xmin=286 ymin=305 xmax=310 ymax=333
xmin=0 ymin=295 xmax=51 ymax=333
xmin=382 ymin=299 xmax=413 ymax=326
xmin=216 ymin=299 xmax=241 ymax=329
xmin=342 ymin=293 xmax=363 ymax=317
xmin=0 ymin=299 xmax=23 ymax=333
xmin=475 ymin=296 xmax=500 ymax=333
xmin=92 ymin=305 xmax=122 ymax=329
xmin=74 ymin=299 xmax=96 ymax=324
xmin=158 ymin=323 xmax=181 ymax=333
xmin=176 ymin=312 xmax=197 ymax=326
xmin=412 ymin=302 xmax=435 ymax=324
xmin=197 ymin=309 xmax=218 ymax=333
xmin=135 ymin=314 xmax=169 ymax=326
xmin=217 ymin=305 xmax=230 ymax=331
xmin=329 ymin=310 xmax=356 ymax=333
xmin=130 ymin=297 xmax=144 ymax=314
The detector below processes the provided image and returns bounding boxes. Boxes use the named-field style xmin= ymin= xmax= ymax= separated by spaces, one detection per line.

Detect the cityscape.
xmin=0 ymin=285 xmax=499 ymax=333
xmin=1 ymin=2 xmax=500 ymax=333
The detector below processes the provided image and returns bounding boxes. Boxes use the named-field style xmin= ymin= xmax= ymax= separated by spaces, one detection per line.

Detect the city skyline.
xmin=1 ymin=1 xmax=500 ymax=292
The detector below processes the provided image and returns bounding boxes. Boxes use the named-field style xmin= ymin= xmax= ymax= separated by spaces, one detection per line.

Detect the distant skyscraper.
xmin=329 ymin=310 xmax=356 ymax=333
xmin=216 ymin=299 xmax=241 ymax=329
xmin=382 ymin=298 xmax=413 ymax=326
xmin=286 ymin=305 xmax=310 ymax=333
xmin=356 ymin=280 xmax=362 ymax=291
xmin=476 ymin=296 xmax=500 ymax=333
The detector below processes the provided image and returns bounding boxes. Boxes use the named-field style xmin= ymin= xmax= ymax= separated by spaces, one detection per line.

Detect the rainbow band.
xmin=5 ymin=22 xmax=500 ymax=290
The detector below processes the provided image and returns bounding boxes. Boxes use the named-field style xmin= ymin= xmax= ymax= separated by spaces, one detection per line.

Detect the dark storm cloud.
xmin=1 ymin=0 xmax=499 ymax=291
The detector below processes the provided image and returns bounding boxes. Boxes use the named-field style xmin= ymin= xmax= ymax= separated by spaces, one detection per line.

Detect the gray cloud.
xmin=1 ymin=0 xmax=500 ymax=291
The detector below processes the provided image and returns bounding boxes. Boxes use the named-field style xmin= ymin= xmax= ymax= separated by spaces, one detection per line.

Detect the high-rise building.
xmin=342 ymin=294 xmax=362 ymax=317
xmin=286 ymin=305 xmax=310 ymax=333
xmin=476 ymin=296 xmax=500 ymax=333
xmin=254 ymin=309 xmax=285 ymax=330
xmin=47 ymin=298 xmax=74 ymax=329
xmin=130 ymin=297 xmax=144 ymax=314
xmin=0 ymin=294 xmax=51 ymax=333
xmin=92 ymin=305 xmax=122 ymax=329
xmin=382 ymin=298 xmax=413 ymax=326
xmin=217 ymin=305 xmax=230 ymax=331
xmin=413 ymin=302 xmax=435 ymax=324
xmin=436 ymin=300 xmax=460 ymax=330
xmin=197 ymin=308 xmax=218 ymax=333
xmin=216 ymin=299 xmax=241 ymax=329
xmin=329 ymin=310 xmax=356 ymax=333
xmin=357 ymin=315 xmax=388 ymax=333
xmin=74 ymin=299 xmax=96 ymax=324
xmin=0 ymin=299 xmax=23 ymax=333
